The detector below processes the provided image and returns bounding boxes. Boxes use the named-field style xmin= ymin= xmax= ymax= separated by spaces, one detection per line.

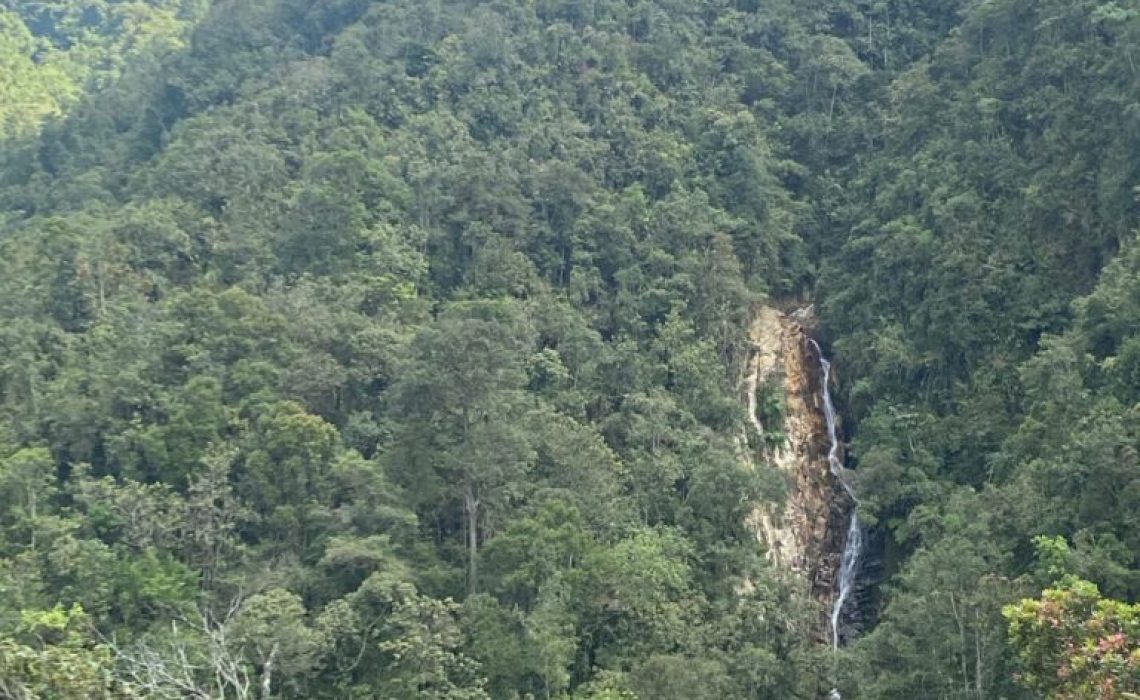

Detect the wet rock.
xmin=742 ymin=305 xmax=857 ymax=638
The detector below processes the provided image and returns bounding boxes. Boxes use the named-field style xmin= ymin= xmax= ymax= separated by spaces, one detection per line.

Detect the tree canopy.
xmin=0 ymin=0 xmax=1138 ymax=697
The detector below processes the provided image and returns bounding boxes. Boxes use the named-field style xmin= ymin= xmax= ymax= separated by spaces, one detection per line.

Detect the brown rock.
xmin=742 ymin=305 xmax=856 ymax=632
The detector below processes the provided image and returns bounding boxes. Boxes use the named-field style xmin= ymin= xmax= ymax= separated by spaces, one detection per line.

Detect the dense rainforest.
xmin=0 ymin=0 xmax=1138 ymax=698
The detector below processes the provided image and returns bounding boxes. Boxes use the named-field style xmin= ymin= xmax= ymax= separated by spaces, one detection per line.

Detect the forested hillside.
xmin=0 ymin=1 xmax=1136 ymax=698
xmin=0 ymin=0 xmax=207 ymax=140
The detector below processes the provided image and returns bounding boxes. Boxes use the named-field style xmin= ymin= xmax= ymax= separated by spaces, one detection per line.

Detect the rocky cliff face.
xmin=743 ymin=306 xmax=855 ymax=620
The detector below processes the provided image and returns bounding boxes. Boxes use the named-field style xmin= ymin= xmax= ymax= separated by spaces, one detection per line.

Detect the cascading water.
xmin=807 ymin=339 xmax=862 ymax=651
xmin=832 ymin=511 xmax=863 ymax=647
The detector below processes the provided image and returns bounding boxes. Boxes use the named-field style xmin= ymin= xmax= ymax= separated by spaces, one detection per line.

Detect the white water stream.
xmin=807 ymin=339 xmax=862 ymax=652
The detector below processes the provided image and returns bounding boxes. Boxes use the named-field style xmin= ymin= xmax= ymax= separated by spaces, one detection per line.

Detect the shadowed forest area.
xmin=0 ymin=1 xmax=1137 ymax=698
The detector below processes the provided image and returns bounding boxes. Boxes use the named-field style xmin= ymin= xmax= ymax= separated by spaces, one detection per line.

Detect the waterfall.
xmin=831 ymin=510 xmax=863 ymax=649
xmin=807 ymin=339 xmax=862 ymax=651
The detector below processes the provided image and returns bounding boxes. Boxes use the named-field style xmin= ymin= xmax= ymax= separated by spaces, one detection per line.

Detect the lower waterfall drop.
xmin=831 ymin=511 xmax=862 ymax=650
xmin=807 ymin=339 xmax=862 ymax=651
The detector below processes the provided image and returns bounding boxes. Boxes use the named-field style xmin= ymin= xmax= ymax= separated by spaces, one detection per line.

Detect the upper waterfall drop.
xmin=807 ymin=339 xmax=862 ymax=651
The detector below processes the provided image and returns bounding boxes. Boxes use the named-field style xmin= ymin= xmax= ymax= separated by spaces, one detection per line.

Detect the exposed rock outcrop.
xmin=742 ymin=305 xmax=856 ymax=624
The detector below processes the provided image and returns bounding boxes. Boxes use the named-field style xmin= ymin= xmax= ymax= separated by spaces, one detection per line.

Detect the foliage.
xmin=0 ymin=1 xmax=204 ymax=140
xmin=0 ymin=604 xmax=126 ymax=699
xmin=0 ymin=0 xmax=1138 ymax=697
xmin=1005 ymin=579 xmax=1140 ymax=699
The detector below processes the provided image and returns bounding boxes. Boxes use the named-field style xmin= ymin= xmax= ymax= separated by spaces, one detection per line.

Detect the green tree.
xmin=378 ymin=588 xmax=490 ymax=700
xmin=0 ymin=604 xmax=125 ymax=699
xmin=1005 ymin=579 xmax=1140 ymax=700
xmin=389 ymin=302 xmax=536 ymax=595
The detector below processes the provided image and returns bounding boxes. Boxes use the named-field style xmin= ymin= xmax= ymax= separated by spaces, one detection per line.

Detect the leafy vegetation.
xmin=0 ymin=0 xmax=1137 ymax=697
xmin=1006 ymin=578 xmax=1140 ymax=699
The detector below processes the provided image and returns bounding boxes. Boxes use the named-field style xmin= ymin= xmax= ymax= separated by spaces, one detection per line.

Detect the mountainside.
xmin=0 ymin=0 xmax=207 ymax=141
xmin=0 ymin=1 xmax=1138 ymax=698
